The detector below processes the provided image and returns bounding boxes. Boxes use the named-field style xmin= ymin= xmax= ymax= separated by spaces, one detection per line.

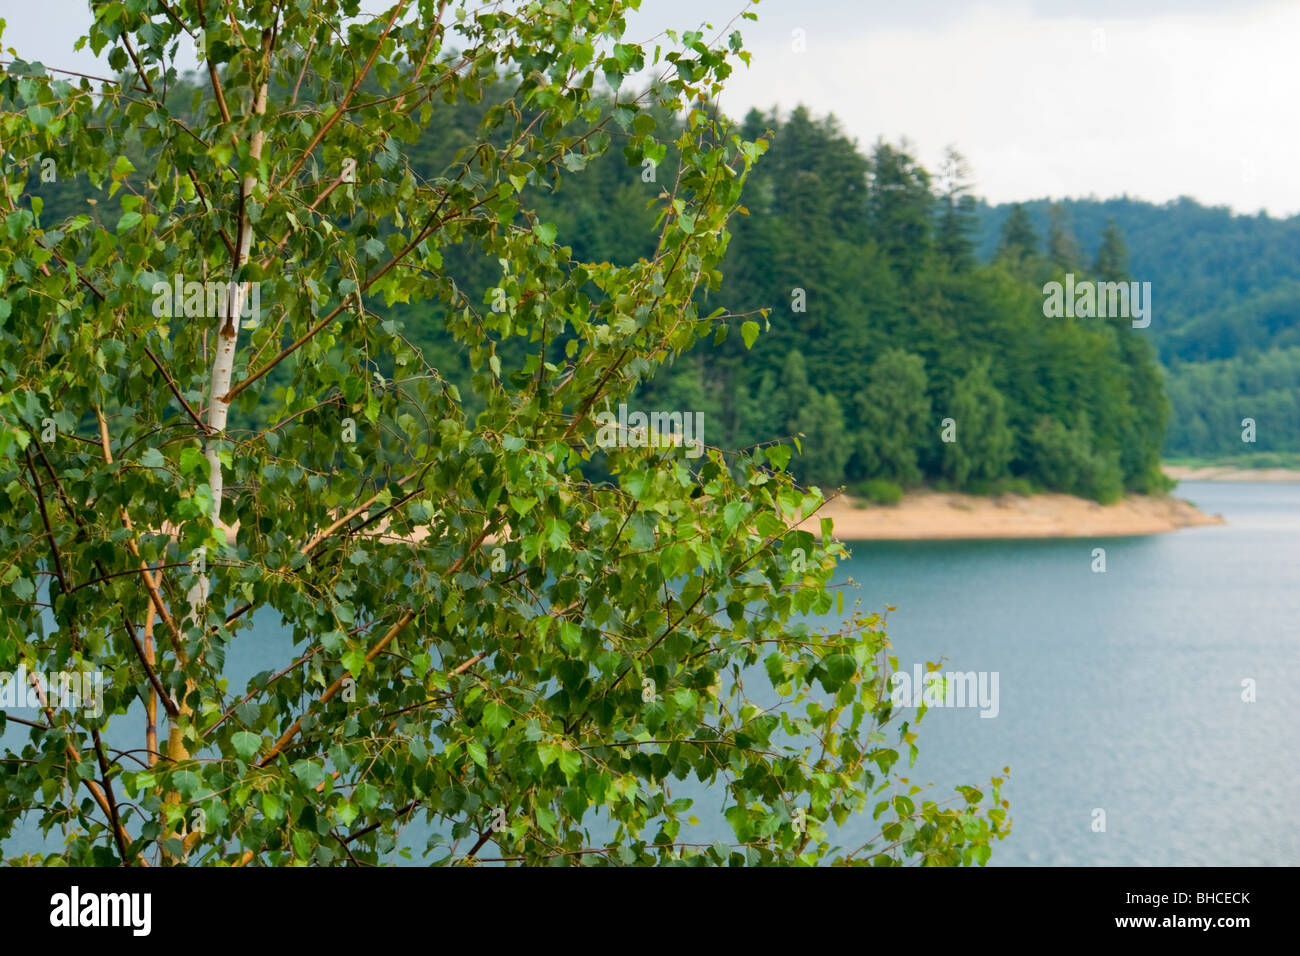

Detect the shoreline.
xmin=1163 ymin=464 xmax=1300 ymax=482
xmin=197 ymin=467 xmax=1262 ymax=548
xmin=795 ymin=489 xmax=1224 ymax=541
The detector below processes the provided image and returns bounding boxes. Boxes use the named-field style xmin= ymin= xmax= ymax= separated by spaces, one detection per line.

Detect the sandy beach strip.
xmin=1163 ymin=465 xmax=1300 ymax=482
xmin=794 ymin=490 xmax=1223 ymax=541
xmin=179 ymin=472 xmax=1240 ymax=550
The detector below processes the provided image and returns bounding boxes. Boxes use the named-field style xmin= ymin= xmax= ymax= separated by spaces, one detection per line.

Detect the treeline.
xmin=385 ymin=100 xmax=1172 ymax=500
xmin=630 ymin=109 xmax=1171 ymax=500
xmin=21 ymin=80 xmax=1174 ymax=500
xmin=974 ymin=196 xmax=1300 ymax=361
xmin=974 ymin=197 xmax=1300 ymax=459
xmin=1165 ymin=347 xmax=1300 ymax=455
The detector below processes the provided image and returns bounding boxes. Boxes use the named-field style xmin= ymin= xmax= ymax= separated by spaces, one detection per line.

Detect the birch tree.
xmin=0 ymin=0 xmax=1009 ymax=865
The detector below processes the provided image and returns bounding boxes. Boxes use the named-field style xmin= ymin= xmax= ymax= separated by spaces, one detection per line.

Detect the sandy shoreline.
xmin=1163 ymin=465 xmax=1300 ymax=482
xmin=202 ymin=466 xmax=1258 ymax=548
xmin=794 ymin=489 xmax=1223 ymax=541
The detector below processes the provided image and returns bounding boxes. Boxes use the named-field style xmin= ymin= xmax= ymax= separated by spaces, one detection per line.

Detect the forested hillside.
xmin=391 ymin=98 xmax=1174 ymax=501
xmin=975 ymin=198 xmax=1300 ymax=458
xmin=23 ymin=81 xmax=1178 ymax=500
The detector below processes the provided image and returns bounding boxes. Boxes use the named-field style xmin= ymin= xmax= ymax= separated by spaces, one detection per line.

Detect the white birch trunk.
xmin=185 ymin=83 xmax=268 ymax=626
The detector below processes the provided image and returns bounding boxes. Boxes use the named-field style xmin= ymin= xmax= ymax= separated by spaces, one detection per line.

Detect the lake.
xmin=5 ymin=480 xmax=1296 ymax=865
xmin=829 ymin=480 xmax=1300 ymax=865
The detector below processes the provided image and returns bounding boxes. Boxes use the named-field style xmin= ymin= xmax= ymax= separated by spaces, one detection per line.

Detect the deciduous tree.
xmin=0 ymin=0 xmax=1008 ymax=866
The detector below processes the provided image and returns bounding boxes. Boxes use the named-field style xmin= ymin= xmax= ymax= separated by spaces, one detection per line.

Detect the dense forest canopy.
xmin=974 ymin=197 xmax=1300 ymax=459
xmin=409 ymin=98 xmax=1176 ymax=502
xmin=316 ymin=92 xmax=1169 ymax=501
xmin=25 ymin=75 xmax=1294 ymax=497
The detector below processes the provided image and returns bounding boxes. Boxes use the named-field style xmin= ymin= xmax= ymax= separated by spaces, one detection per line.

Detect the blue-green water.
xmin=6 ymin=481 xmax=1297 ymax=864
xmin=828 ymin=481 xmax=1300 ymax=865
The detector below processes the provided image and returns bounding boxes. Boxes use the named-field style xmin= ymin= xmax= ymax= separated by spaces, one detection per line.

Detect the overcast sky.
xmin=4 ymin=0 xmax=1296 ymax=216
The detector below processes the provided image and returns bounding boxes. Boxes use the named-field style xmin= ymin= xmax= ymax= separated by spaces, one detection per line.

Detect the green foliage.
xmin=778 ymin=350 xmax=848 ymax=489
xmin=850 ymin=348 xmax=930 ymax=486
xmin=1046 ymin=203 xmax=1081 ymax=273
xmin=0 ymin=1 xmax=1008 ymax=867
xmin=691 ymin=115 xmax=1170 ymax=502
xmin=1027 ymin=419 xmax=1124 ymax=504
xmin=996 ymin=203 xmax=1039 ymax=265
xmin=1092 ymin=218 xmax=1129 ymax=283
xmin=867 ymin=139 xmax=933 ymax=282
xmin=941 ymin=363 xmax=1013 ymax=487
xmin=992 ymin=476 xmax=1038 ymax=497
xmin=850 ymin=478 xmax=903 ymax=506
xmin=1166 ymin=450 xmax=1300 ymax=470
xmin=677 ymin=117 xmax=1167 ymax=501
xmin=935 ymin=147 xmax=978 ymax=273
xmin=977 ymin=195 xmax=1300 ymax=364
xmin=17 ymin=66 xmax=1176 ymax=501
xmin=1164 ymin=347 xmax=1300 ymax=457
xmin=977 ymin=196 xmax=1300 ymax=461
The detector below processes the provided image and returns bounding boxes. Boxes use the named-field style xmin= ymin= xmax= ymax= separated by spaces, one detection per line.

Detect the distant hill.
xmin=976 ymin=198 xmax=1300 ymax=457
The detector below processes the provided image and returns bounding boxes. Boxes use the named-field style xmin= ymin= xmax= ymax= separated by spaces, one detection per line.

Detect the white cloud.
xmin=6 ymin=0 xmax=1297 ymax=214
xmin=638 ymin=0 xmax=1300 ymax=215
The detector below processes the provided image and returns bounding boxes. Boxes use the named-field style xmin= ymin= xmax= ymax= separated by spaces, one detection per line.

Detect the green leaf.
xmin=26 ymin=104 xmax=51 ymax=130
xmin=537 ymin=743 xmax=561 ymax=769
xmin=483 ymin=702 xmax=509 ymax=735
xmin=467 ymin=741 xmax=488 ymax=768
xmin=355 ymin=783 xmax=380 ymax=811
xmin=171 ymin=770 xmax=200 ymax=799
xmin=231 ymin=732 xmax=261 ymax=761
xmin=291 ymin=759 xmax=324 ymax=789
xmin=821 ymin=653 xmax=857 ymax=691
xmin=341 ymin=648 xmax=367 ymax=675
xmin=557 ymin=747 xmax=582 ymax=780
